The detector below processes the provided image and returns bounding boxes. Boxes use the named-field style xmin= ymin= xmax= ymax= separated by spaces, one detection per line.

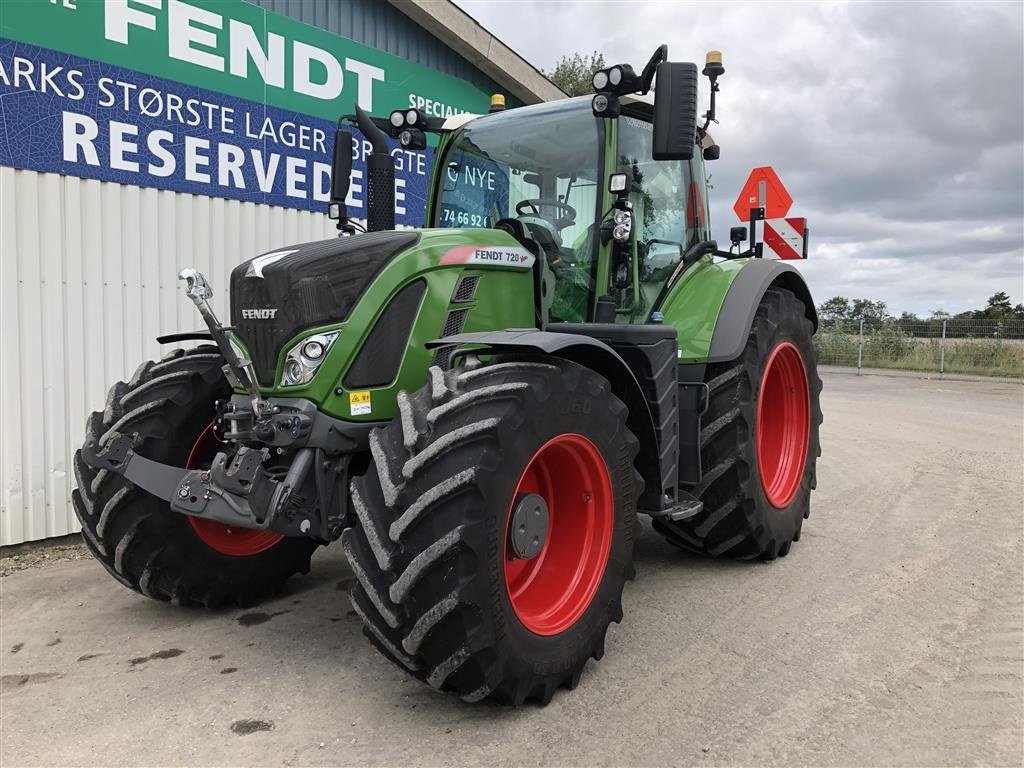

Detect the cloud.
xmin=456 ymin=0 xmax=1024 ymax=315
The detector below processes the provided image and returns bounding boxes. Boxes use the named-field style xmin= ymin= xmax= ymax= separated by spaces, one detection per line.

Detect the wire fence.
xmin=814 ymin=318 xmax=1024 ymax=379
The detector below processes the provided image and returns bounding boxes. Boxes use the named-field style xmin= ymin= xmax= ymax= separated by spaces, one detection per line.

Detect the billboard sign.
xmin=0 ymin=0 xmax=493 ymax=225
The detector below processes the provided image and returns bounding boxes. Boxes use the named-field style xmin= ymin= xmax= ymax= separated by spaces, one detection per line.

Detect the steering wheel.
xmin=515 ymin=199 xmax=577 ymax=230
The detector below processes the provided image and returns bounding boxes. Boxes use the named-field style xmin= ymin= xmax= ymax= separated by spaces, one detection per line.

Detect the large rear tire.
xmin=343 ymin=359 xmax=640 ymax=705
xmin=654 ymin=286 xmax=823 ymax=559
xmin=72 ymin=346 xmax=319 ymax=607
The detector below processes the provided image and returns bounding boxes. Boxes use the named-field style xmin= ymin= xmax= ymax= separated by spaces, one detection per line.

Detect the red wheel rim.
xmin=504 ymin=433 xmax=613 ymax=636
xmin=185 ymin=422 xmax=284 ymax=557
xmin=756 ymin=342 xmax=810 ymax=508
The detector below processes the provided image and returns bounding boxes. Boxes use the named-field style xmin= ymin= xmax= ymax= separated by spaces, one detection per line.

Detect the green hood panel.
xmin=255 ymin=228 xmax=537 ymax=421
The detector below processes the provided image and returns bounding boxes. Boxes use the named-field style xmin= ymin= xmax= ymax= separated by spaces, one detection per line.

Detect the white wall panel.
xmin=0 ymin=168 xmax=336 ymax=545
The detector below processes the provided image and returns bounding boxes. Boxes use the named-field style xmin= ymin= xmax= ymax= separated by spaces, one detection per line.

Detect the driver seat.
xmin=495 ymin=218 xmax=556 ymax=325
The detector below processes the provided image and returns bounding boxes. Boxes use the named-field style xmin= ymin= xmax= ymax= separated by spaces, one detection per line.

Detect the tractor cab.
xmin=429 ymin=95 xmax=712 ymax=324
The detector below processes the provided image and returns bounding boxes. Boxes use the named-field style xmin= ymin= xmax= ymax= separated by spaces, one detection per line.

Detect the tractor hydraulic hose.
xmin=355 ymin=105 xmax=396 ymax=232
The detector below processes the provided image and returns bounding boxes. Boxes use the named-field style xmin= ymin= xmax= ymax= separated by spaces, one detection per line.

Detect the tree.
xmin=851 ymin=298 xmax=889 ymax=322
xmin=543 ymin=51 xmax=606 ymax=96
xmin=979 ymin=291 xmax=1013 ymax=319
xmin=929 ymin=309 xmax=951 ymax=320
xmin=818 ymin=296 xmax=851 ymax=322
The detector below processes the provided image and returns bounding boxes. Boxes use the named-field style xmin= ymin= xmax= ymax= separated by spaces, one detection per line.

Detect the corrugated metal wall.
xmin=1 ymin=0 xmax=519 ymax=545
xmin=0 ymin=168 xmax=336 ymax=545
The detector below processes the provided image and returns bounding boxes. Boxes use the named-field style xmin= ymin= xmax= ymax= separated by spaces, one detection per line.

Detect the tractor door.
xmin=614 ymin=113 xmax=710 ymax=322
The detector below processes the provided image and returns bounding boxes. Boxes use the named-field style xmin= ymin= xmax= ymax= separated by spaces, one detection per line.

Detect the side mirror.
xmin=329 ymin=128 xmax=352 ymax=207
xmin=703 ymin=145 xmax=720 ymax=161
xmin=652 ymin=61 xmax=698 ymax=161
xmin=730 ymin=226 xmax=747 ymax=246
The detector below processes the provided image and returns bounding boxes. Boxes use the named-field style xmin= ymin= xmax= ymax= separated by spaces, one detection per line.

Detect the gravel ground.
xmin=0 ymin=536 xmax=89 ymax=577
xmin=1 ymin=372 xmax=1021 ymax=767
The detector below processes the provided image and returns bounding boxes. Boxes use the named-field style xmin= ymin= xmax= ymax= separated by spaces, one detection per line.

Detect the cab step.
xmin=646 ymin=490 xmax=703 ymax=522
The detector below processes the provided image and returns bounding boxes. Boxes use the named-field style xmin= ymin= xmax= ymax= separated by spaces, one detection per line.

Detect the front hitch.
xmin=80 ymin=431 xmax=320 ymax=537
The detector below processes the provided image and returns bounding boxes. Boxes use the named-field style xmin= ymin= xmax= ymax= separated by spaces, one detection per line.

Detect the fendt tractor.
xmin=76 ymin=48 xmax=822 ymax=705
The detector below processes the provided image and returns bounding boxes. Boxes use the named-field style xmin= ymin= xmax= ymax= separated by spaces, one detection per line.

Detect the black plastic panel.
xmin=231 ymin=231 xmax=419 ymax=385
xmin=549 ymin=323 xmax=680 ymax=503
xmin=343 ymin=279 xmax=426 ymax=389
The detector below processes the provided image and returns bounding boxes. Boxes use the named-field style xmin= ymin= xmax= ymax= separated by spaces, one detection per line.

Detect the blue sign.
xmin=0 ymin=39 xmax=434 ymax=226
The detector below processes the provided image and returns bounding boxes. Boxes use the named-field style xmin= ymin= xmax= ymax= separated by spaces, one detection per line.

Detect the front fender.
xmin=427 ymin=329 xmax=667 ymax=511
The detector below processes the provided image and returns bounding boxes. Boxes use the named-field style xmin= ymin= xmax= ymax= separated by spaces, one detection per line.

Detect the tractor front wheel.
xmin=72 ymin=346 xmax=319 ymax=607
xmin=343 ymin=359 xmax=640 ymax=705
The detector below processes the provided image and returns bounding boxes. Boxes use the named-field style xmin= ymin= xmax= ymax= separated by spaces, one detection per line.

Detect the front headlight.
xmin=280 ymin=331 xmax=340 ymax=387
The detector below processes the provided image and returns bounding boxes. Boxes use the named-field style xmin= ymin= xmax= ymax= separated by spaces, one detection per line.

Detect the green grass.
xmin=814 ymin=330 xmax=1024 ymax=379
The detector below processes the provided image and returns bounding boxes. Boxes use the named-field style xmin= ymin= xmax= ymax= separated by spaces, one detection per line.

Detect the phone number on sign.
xmin=441 ymin=208 xmax=488 ymax=227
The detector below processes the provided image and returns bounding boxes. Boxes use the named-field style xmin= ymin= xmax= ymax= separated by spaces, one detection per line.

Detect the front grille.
xmin=231 ymin=231 xmax=419 ymax=385
xmin=451 ymin=274 xmax=480 ymax=303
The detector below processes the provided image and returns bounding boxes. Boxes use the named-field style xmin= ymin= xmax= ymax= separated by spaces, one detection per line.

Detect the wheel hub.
xmin=756 ymin=341 xmax=810 ymax=509
xmin=503 ymin=433 xmax=614 ymax=636
xmin=185 ymin=422 xmax=284 ymax=557
xmin=509 ymin=493 xmax=549 ymax=559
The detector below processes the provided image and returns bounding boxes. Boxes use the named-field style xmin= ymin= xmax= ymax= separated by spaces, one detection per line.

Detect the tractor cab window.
xmin=436 ymin=100 xmax=602 ymax=322
xmin=617 ymin=115 xmax=705 ymax=319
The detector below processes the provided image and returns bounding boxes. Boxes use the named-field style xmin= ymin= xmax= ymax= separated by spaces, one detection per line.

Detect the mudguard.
xmin=708 ymin=259 xmax=817 ymax=364
xmin=427 ymin=329 xmax=670 ymax=512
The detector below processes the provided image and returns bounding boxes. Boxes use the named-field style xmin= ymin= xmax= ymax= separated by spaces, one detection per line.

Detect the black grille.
xmin=230 ymin=231 xmax=419 ymax=385
xmin=432 ymin=345 xmax=457 ymax=371
xmin=343 ymin=280 xmax=427 ymax=389
xmin=431 ymin=308 xmax=470 ymax=371
xmin=451 ymin=275 xmax=480 ymax=303
xmin=441 ymin=309 xmax=469 ymax=338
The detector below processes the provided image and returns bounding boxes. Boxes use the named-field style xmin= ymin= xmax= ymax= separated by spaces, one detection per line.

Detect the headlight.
xmin=612 ymin=209 xmax=633 ymax=242
xmin=592 ymin=70 xmax=608 ymax=90
xmin=280 ymin=331 xmax=340 ymax=387
xmin=302 ymin=339 xmax=325 ymax=360
xmin=608 ymin=66 xmax=622 ymax=86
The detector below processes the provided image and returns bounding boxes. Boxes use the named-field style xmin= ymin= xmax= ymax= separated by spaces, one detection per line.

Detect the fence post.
xmin=857 ymin=318 xmax=864 ymax=375
xmin=939 ymin=319 xmax=946 ymax=379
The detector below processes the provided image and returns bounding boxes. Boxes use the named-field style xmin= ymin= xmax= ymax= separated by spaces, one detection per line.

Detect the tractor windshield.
xmin=435 ymin=99 xmax=602 ymax=322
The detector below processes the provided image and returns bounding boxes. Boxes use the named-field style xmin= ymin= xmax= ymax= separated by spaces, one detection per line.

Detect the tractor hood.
xmin=231 ymin=231 xmax=420 ymax=385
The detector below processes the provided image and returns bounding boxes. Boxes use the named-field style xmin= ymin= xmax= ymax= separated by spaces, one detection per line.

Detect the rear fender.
xmin=660 ymin=258 xmax=817 ymax=364
xmin=707 ymin=260 xmax=817 ymax=363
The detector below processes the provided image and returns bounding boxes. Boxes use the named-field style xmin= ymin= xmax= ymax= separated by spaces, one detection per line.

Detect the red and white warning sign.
xmin=733 ymin=166 xmax=793 ymax=221
xmin=762 ymin=217 xmax=807 ymax=260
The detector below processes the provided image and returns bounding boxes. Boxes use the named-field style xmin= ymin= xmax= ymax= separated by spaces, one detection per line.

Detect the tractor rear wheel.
xmin=72 ymin=346 xmax=319 ymax=607
xmin=654 ymin=286 xmax=822 ymax=559
xmin=343 ymin=359 xmax=640 ymax=705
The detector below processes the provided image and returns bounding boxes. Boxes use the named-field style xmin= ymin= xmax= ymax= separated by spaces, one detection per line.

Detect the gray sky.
xmin=455 ymin=0 xmax=1024 ymax=316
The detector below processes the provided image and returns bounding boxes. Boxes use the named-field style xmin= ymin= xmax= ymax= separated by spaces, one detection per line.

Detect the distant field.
xmin=814 ymin=330 xmax=1024 ymax=378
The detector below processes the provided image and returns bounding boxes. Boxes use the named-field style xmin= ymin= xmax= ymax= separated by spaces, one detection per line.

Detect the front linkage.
xmin=81 ymin=268 xmax=365 ymax=543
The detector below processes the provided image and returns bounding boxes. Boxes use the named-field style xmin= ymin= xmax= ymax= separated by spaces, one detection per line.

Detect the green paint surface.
xmin=259 ymin=228 xmax=535 ymax=421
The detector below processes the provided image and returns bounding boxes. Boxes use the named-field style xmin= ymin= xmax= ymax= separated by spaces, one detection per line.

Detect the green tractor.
xmin=76 ymin=47 xmax=822 ymax=705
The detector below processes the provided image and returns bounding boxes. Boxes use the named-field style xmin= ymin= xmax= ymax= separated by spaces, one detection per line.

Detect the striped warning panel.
xmin=763 ymin=217 xmax=807 ymax=260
